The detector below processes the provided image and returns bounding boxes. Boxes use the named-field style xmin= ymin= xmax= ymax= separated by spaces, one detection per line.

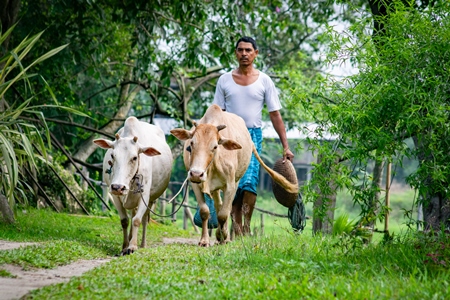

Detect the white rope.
xmin=167 ymin=177 xmax=189 ymax=204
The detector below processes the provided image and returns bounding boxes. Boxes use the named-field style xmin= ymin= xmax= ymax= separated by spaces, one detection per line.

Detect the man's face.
xmin=235 ymin=42 xmax=258 ymax=66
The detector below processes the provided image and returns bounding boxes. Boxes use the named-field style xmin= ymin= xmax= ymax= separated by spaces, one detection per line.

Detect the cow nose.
xmin=189 ymin=170 xmax=204 ymax=183
xmin=111 ymin=184 xmax=126 ymax=192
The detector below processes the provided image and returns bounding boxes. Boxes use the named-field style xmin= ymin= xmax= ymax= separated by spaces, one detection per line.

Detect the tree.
xmin=300 ymin=0 xmax=450 ymax=232
xmin=5 ymin=1 xmax=334 ymax=191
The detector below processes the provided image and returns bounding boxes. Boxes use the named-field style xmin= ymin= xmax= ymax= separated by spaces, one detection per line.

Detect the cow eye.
xmin=213 ymin=145 xmax=218 ymax=150
xmin=111 ymin=154 xmax=114 ymax=160
xmin=132 ymin=156 xmax=138 ymax=161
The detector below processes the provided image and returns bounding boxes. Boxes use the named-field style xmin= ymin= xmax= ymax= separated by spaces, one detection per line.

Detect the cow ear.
xmin=217 ymin=125 xmax=226 ymax=131
xmin=93 ymin=139 xmax=113 ymax=149
xmin=170 ymin=128 xmax=193 ymax=141
xmin=219 ymin=138 xmax=242 ymax=150
xmin=140 ymin=147 xmax=161 ymax=156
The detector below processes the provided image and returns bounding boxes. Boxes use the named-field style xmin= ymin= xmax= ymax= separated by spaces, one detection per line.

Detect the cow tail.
xmin=252 ymin=144 xmax=298 ymax=194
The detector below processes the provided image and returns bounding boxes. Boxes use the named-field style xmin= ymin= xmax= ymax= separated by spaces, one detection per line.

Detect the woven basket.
xmin=272 ymin=158 xmax=298 ymax=208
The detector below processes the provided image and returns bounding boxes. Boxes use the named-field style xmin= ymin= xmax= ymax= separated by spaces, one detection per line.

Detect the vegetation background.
xmin=0 ymin=0 xmax=449 ymax=298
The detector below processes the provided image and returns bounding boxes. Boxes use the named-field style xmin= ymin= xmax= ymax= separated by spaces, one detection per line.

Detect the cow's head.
xmin=93 ymin=134 xmax=161 ymax=195
xmin=170 ymin=123 xmax=241 ymax=183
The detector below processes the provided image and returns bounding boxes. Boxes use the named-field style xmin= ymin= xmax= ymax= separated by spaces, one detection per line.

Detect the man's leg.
xmin=231 ymin=190 xmax=244 ymax=237
xmin=237 ymin=128 xmax=262 ymax=237
xmin=242 ymin=191 xmax=257 ymax=235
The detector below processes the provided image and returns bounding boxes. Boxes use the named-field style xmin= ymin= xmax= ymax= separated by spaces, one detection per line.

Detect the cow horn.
xmin=133 ymin=136 xmax=138 ymax=143
xmin=217 ymin=125 xmax=226 ymax=131
xmin=115 ymin=133 xmax=120 ymax=140
xmin=193 ymin=121 xmax=198 ymax=127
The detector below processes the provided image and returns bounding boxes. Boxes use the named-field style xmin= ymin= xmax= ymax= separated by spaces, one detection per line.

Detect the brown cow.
xmin=170 ymin=104 xmax=297 ymax=246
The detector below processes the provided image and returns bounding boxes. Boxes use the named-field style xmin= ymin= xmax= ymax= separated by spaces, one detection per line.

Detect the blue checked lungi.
xmin=236 ymin=127 xmax=262 ymax=196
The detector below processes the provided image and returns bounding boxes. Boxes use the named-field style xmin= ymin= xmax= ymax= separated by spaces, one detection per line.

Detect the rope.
xmin=287 ymin=193 xmax=306 ymax=232
xmin=166 ymin=178 xmax=189 ymax=204
xmin=134 ymin=176 xmax=189 ymax=218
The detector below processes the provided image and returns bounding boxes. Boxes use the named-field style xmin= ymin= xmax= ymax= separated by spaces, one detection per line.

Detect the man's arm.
xmin=269 ymin=110 xmax=294 ymax=162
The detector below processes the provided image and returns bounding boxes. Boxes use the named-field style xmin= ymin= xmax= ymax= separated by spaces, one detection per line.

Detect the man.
xmin=213 ymin=36 xmax=294 ymax=236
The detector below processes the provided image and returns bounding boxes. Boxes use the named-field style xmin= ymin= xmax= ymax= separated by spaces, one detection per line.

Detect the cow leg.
xmin=192 ymin=185 xmax=210 ymax=247
xmin=242 ymin=191 xmax=257 ymax=236
xmin=211 ymin=190 xmax=225 ymax=243
xmin=140 ymin=208 xmax=150 ymax=248
xmin=216 ymin=186 xmax=236 ymax=244
xmin=125 ymin=195 xmax=150 ymax=255
xmin=211 ymin=190 xmax=223 ymax=216
xmin=129 ymin=208 xmax=137 ymax=242
xmin=111 ymin=195 xmax=129 ymax=252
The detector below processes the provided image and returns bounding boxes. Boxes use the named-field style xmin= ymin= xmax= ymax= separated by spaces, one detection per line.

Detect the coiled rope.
xmin=287 ymin=193 xmax=306 ymax=232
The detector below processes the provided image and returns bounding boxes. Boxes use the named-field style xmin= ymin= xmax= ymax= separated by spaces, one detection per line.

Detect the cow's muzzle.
xmin=188 ymin=169 xmax=206 ymax=184
xmin=111 ymin=184 xmax=129 ymax=195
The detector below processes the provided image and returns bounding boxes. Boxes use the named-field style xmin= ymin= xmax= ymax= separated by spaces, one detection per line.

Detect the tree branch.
xmin=19 ymin=116 xmax=115 ymax=139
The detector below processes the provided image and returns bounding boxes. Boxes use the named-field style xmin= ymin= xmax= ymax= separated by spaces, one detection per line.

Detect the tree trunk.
xmin=312 ymin=193 xmax=336 ymax=235
xmin=0 ymin=0 xmax=21 ymax=111
xmin=0 ymin=193 xmax=15 ymax=224
xmin=367 ymin=155 xmax=385 ymax=229
xmin=0 ymin=0 xmax=21 ymax=49
xmin=312 ymin=153 xmax=338 ymax=235
xmin=413 ymin=136 xmax=450 ymax=231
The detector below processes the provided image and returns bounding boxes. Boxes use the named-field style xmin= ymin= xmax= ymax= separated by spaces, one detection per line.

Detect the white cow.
xmin=94 ymin=116 xmax=172 ymax=255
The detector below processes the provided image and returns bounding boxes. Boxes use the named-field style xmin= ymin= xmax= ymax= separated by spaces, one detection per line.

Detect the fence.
xmin=79 ymin=175 xmax=292 ymax=235
xmin=154 ymin=181 xmax=291 ymax=235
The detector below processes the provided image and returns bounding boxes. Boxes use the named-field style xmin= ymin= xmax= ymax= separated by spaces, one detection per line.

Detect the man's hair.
xmin=235 ymin=36 xmax=258 ymax=50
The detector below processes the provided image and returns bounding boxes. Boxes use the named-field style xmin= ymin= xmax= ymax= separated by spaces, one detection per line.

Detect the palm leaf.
xmin=0 ymin=34 xmax=67 ymax=98
xmin=0 ymin=134 xmax=19 ymax=199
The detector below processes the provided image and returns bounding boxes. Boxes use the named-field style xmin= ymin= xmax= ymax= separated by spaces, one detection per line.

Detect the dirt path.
xmin=0 ymin=238 xmax=201 ymax=300
xmin=0 ymin=241 xmax=111 ymax=300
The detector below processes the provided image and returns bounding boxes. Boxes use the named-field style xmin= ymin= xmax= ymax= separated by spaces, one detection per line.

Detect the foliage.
xmin=0 ymin=209 xmax=449 ymax=299
xmin=332 ymin=213 xmax=355 ymax=236
xmin=2 ymin=1 xmax=352 ymax=215
xmin=0 ymin=26 xmax=71 ymax=208
xmin=10 ymin=1 xmax=343 ymax=149
xmin=298 ymin=1 xmax=450 ymax=228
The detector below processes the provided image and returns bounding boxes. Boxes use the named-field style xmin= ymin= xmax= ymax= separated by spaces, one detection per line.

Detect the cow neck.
xmin=131 ymin=154 xmax=143 ymax=194
xmin=135 ymin=153 xmax=140 ymax=177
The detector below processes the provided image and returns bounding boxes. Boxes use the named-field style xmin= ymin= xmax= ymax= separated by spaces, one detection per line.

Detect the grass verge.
xmin=1 ymin=208 xmax=449 ymax=299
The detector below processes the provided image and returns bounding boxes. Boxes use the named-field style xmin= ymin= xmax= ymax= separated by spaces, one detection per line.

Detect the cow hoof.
xmin=198 ymin=240 xmax=210 ymax=247
xmin=215 ymin=239 xmax=230 ymax=245
xmin=121 ymin=248 xmax=135 ymax=256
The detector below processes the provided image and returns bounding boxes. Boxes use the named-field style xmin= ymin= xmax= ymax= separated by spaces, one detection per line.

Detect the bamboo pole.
xmin=384 ymin=162 xmax=391 ymax=232
xmin=160 ymin=190 xmax=166 ymax=216
xmin=260 ymin=213 xmax=264 ymax=235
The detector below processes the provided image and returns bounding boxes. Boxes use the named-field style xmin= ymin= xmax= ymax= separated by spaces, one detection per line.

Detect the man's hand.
xmin=283 ymin=147 xmax=294 ymax=163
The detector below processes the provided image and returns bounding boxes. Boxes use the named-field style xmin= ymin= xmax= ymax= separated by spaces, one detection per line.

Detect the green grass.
xmin=167 ymin=185 xmax=417 ymax=237
xmin=1 ymin=208 xmax=449 ymax=299
xmin=0 ymin=268 xmax=15 ymax=278
xmin=0 ymin=208 xmax=193 ymax=267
